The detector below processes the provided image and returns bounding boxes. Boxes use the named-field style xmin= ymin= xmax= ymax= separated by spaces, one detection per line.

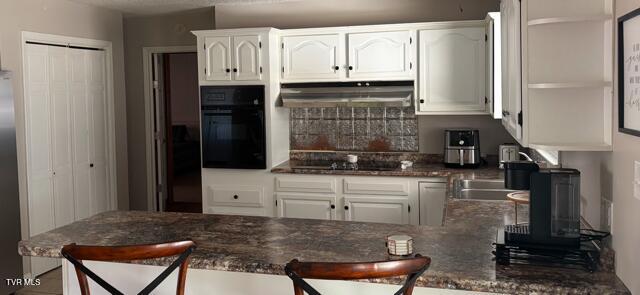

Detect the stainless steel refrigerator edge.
xmin=0 ymin=71 xmax=24 ymax=293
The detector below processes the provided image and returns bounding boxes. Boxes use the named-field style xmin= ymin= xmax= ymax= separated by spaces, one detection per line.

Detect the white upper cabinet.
xmin=346 ymin=31 xmax=413 ymax=79
xmin=344 ymin=196 xmax=410 ymax=225
xmin=418 ymin=25 xmax=486 ymax=114
xmin=203 ymin=34 xmax=262 ymax=82
xmin=204 ymin=36 xmax=232 ymax=81
xmin=282 ymin=34 xmax=343 ymax=81
xmin=500 ymin=0 xmax=613 ymax=151
xmin=233 ymin=35 xmax=262 ymax=81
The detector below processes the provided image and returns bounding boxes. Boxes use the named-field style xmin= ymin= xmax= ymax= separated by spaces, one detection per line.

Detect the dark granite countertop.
xmin=19 ymin=202 xmax=629 ymax=294
xmin=271 ymin=160 xmax=504 ymax=180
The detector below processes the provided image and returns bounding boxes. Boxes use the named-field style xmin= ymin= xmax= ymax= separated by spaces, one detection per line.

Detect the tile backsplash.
xmin=290 ymin=107 xmax=418 ymax=152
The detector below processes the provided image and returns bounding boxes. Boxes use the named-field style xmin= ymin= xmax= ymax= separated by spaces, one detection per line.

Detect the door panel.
xmin=49 ymin=46 xmax=75 ymax=226
xmin=419 ymin=27 xmax=486 ymax=113
xmin=276 ymin=193 xmax=336 ymax=220
xmin=204 ymin=36 xmax=232 ymax=81
xmin=347 ymin=31 xmax=412 ymax=79
xmin=24 ymin=44 xmax=57 ymax=277
xmin=344 ymin=196 xmax=409 ymax=224
xmin=233 ymin=35 xmax=261 ymax=81
xmin=282 ymin=34 xmax=342 ymax=81
xmin=87 ymin=50 xmax=110 ymax=214
xmin=69 ymin=48 xmax=92 ymax=220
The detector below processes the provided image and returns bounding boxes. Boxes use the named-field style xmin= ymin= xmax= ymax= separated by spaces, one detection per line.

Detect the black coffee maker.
xmin=503 ymin=161 xmax=581 ymax=248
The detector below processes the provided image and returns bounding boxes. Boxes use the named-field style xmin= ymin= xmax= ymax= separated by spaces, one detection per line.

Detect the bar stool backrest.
xmin=61 ymin=240 xmax=196 ymax=295
xmin=284 ymin=255 xmax=431 ymax=295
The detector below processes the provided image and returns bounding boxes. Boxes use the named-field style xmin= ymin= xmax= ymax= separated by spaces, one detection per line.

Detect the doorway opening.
xmin=150 ymin=51 xmax=202 ymax=213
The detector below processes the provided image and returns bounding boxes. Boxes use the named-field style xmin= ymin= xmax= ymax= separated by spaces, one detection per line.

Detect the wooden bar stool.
xmin=61 ymin=240 xmax=196 ymax=295
xmin=284 ymin=255 xmax=431 ymax=295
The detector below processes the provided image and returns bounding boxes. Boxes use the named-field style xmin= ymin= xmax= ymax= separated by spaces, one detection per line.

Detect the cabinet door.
xmin=419 ymin=182 xmax=446 ymax=226
xmin=344 ymin=196 xmax=410 ymax=224
xmin=276 ymin=193 xmax=336 ymax=220
xmin=282 ymin=34 xmax=342 ymax=81
xmin=204 ymin=36 xmax=232 ymax=81
xmin=232 ymin=35 xmax=262 ymax=81
xmin=347 ymin=31 xmax=412 ymax=79
xmin=418 ymin=27 xmax=486 ymax=113
xmin=501 ymin=0 xmax=522 ymax=139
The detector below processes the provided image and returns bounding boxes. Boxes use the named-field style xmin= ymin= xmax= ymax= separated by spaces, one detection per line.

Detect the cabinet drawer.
xmin=207 ymin=185 xmax=263 ymax=207
xmin=275 ymin=177 xmax=336 ymax=193
xmin=343 ymin=178 xmax=409 ymax=196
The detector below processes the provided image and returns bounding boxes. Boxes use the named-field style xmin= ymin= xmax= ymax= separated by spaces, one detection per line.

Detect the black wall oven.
xmin=200 ymin=86 xmax=266 ymax=169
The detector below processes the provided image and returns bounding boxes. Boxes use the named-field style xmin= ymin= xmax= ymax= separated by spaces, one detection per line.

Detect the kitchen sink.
xmin=453 ymin=179 xmax=518 ymax=200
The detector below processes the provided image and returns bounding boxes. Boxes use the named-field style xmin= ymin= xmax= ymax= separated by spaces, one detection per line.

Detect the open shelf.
xmin=528 ymin=15 xmax=612 ymax=26
xmin=528 ymin=81 xmax=612 ymax=89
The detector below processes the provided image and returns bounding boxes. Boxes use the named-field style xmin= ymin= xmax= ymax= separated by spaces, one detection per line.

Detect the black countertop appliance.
xmin=444 ymin=129 xmax=481 ymax=168
xmin=503 ymin=162 xmax=582 ymax=248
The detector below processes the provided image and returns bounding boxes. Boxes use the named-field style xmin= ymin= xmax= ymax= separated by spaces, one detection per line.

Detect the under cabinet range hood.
xmin=280 ymin=81 xmax=414 ymax=108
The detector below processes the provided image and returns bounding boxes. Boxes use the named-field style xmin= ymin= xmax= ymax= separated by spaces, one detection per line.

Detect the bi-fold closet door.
xmin=24 ymin=43 xmax=110 ymax=276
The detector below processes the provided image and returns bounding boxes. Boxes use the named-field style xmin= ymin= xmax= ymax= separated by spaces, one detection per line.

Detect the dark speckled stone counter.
xmin=19 ymin=203 xmax=629 ymax=294
xmin=271 ymin=160 xmax=504 ymax=180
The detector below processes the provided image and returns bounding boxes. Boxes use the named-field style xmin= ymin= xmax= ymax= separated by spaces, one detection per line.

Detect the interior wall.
xmin=418 ymin=116 xmax=513 ymax=155
xmin=611 ymin=1 xmax=640 ymax=293
xmin=215 ymin=0 xmax=500 ymax=29
xmin=216 ymin=0 xmax=511 ymax=155
xmin=0 ymin=0 xmax=127 ymax=275
xmin=168 ymin=53 xmax=199 ymax=131
xmin=123 ymin=8 xmax=214 ymax=210
xmin=560 ymin=1 xmax=640 ymax=293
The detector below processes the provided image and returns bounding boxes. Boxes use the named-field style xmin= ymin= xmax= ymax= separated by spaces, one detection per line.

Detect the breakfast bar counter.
xmin=19 ymin=200 xmax=629 ymax=294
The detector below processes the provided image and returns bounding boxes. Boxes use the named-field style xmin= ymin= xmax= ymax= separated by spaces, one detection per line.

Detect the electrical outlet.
xmin=635 ymin=161 xmax=640 ymax=201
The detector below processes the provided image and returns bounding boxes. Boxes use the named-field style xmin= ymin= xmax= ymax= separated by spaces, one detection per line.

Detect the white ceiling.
xmin=69 ymin=0 xmax=303 ymax=17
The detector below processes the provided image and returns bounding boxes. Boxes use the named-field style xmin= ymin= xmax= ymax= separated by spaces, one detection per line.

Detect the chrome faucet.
xmin=519 ymin=152 xmax=534 ymax=162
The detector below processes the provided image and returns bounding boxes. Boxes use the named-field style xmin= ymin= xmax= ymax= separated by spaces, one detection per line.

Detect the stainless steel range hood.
xmin=280 ymin=81 xmax=414 ymax=108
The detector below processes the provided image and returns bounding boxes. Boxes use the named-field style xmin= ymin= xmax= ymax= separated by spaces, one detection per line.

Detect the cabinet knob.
xmin=419 ymin=99 xmax=425 ymax=103
xmin=233 ymin=68 xmax=238 ymax=73
xmin=330 ymin=204 xmax=335 ymax=209
xmin=344 ymin=205 xmax=349 ymax=210
xmin=225 ymin=68 xmax=230 ymax=73
xmin=90 ymin=163 xmax=94 ymax=168
xmin=348 ymin=66 xmax=353 ymax=70
xmin=333 ymin=66 xmax=339 ymax=70
xmin=233 ymin=195 xmax=239 ymax=199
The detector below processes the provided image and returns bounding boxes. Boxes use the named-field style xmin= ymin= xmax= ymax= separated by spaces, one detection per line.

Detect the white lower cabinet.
xmin=343 ymin=196 xmax=410 ymax=225
xmin=205 ymin=184 xmax=267 ymax=216
xmin=273 ymin=176 xmax=419 ymax=225
xmin=206 ymin=175 xmax=439 ymax=225
xmin=276 ymin=193 xmax=336 ymax=220
xmin=419 ymin=181 xmax=447 ymax=226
